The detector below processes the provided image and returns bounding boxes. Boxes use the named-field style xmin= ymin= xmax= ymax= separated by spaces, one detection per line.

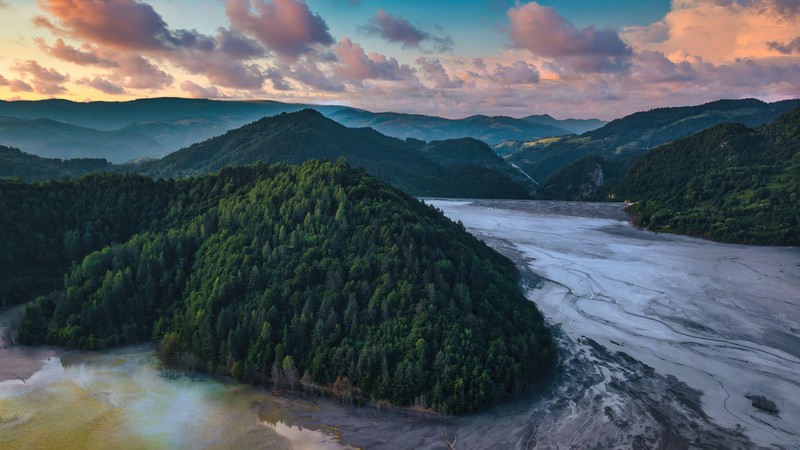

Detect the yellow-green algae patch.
xmin=0 ymin=346 xmax=347 ymax=449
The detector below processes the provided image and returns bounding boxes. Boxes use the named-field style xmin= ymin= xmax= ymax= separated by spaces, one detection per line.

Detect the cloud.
xmin=631 ymin=50 xmax=697 ymax=83
xmin=34 ymin=38 xmax=118 ymax=67
xmin=216 ymin=27 xmax=266 ymax=60
xmin=76 ymin=76 xmax=126 ymax=95
xmin=9 ymin=79 xmax=34 ymax=93
xmin=493 ymin=60 xmax=540 ymax=85
xmin=0 ymin=74 xmax=8 ymax=86
xmin=171 ymin=53 xmax=266 ymax=89
xmin=265 ymin=67 xmax=293 ymax=90
xmin=508 ymin=2 xmax=632 ymax=73
xmin=109 ymin=55 xmax=174 ymax=90
xmin=10 ymin=60 xmax=69 ymax=94
xmin=624 ymin=0 xmax=800 ymax=64
xmin=333 ymin=38 xmax=415 ymax=84
xmin=35 ymin=0 xmax=179 ymax=50
xmin=226 ymin=0 xmax=334 ymax=59
xmin=768 ymin=37 xmax=800 ymax=54
xmin=0 ymin=1 xmax=9 ymax=9
xmin=180 ymin=80 xmax=224 ymax=98
xmin=416 ymin=57 xmax=463 ymax=88
xmin=285 ymin=60 xmax=346 ymax=91
xmin=361 ymin=10 xmax=453 ymax=52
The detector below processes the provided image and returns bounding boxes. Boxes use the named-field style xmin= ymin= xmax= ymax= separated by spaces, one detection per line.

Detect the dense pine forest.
xmin=6 ymin=160 xmax=552 ymax=414
xmin=612 ymin=108 xmax=800 ymax=245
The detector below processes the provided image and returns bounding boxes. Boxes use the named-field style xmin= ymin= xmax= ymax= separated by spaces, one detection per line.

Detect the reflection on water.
xmin=266 ymin=421 xmax=349 ymax=450
xmin=0 ymin=346 xmax=349 ymax=449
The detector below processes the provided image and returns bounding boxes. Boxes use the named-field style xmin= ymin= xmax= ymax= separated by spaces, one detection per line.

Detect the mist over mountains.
xmin=0 ymin=98 xmax=603 ymax=163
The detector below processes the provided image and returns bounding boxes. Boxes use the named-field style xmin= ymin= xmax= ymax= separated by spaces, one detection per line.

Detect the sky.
xmin=0 ymin=0 xmax=798 ymax=120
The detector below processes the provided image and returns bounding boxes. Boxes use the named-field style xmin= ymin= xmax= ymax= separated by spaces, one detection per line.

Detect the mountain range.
xmin=504 ymin=98 xmax=800 ymax=184
xmin=1 ymin=109 xmax=535 ymax=198
xmin=139 ymin=109 xmax=535 ymax=198
xmin=0 ymin=98 xmax=602 ymax=163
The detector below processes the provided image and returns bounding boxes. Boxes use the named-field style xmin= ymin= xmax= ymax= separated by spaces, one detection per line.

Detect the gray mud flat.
xmin=416 ymin=199 xmax=799 ymax=449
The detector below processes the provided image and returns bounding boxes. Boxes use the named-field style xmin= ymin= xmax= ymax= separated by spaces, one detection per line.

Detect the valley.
xmin=3 ymin=200 xmax=797 ymax=448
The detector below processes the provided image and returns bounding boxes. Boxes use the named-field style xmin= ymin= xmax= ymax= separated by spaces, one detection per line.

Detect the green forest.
xmin=612 ymin=108 xmax=800 ymax=245
xmin=6 ymin=160 xmax=552 ymax=414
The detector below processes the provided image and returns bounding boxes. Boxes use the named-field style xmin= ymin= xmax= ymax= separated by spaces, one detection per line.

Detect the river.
xmin=2 ymin=200 xmax=798 ymax=449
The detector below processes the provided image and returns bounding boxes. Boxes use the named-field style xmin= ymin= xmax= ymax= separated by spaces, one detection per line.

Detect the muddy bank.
xmin=302 ymin=324 xmax=753 ymax=449
xmin=428 ymin=199 xmax=799 ymax=448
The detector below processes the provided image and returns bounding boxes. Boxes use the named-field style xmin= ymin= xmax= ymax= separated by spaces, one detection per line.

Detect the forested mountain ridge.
xmin=0 ymin=144 xmax=114 ymax=182
xmin=611 ymin=107 xmax=800 ymax=244
xmin=138 ymin=109 xmax=532 ymax=198
xmin=506 ymin=98 xmax=800 ymax=184
xmin=534 ymin=154 xmax=634 ymax=201
xmin=10 ymin=161 xmax=553 ymax=414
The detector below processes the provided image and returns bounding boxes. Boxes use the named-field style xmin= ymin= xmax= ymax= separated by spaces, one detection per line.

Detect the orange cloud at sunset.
xmin=0 ymin=0 xmax=797 ymax=120
xmin=624 ymin=0 xmax=800 ymax=63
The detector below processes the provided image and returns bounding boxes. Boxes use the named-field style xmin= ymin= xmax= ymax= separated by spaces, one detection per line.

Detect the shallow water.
xmin=0 ymin=346 xmax=349 ymax=449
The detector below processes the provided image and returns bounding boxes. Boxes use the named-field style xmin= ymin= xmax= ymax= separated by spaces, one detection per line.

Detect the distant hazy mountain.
xmin=521 ymin=114 xmax=606 ymax=135
xmin=0 ymin=144 xmax=113 ymax=181
xmin=137 ymin=109 xmax=532 ymax=198
xmin=328 ymin=108 xmax=573 ymax=145
xmin=0 ymin=98 xmax=601 ymax=163
xmin=505 ymin=98 xmax=800 ymax=183
xmin=612 ymin=107 xmax=800 ymax=245
xmin=0 ymin=116 xmax=163 ymax=163
xmin=0 ymin=98 xmax=332 ymax=162
xmin=0 ymin=98 xmax=328 ymax=131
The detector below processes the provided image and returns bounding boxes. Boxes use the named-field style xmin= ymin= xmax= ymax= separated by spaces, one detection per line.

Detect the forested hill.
xmin=506 ymin=98 xmax=800 ymax=183
xmin=0 ymin=144 xmax=114 ymax=181
xmin=612 ymin=108 xmax=800 ymax=245
xmin=137 ymin=109 xmax=531 ymax=198
xmin=10 ymin=160 xmax=552 ymax=414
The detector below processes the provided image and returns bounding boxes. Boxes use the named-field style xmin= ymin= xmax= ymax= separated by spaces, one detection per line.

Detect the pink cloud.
xmin=631 ymin=50 xmax=697 ymax=83
xmin=180 ymin=80 xmax=224 ymax=98
xmin=35 ymin=0 xmax=173 ymax=50
xmin=361 ymin=10 xmax=453 ymax=52
xmin=226 ymin=0 xmax=334 ymax=59
xmin=216 ymin=27 xmax=266 ymax=60
xmin=508 ymin=2 xmax=632 ymax=73
xmin=493 ymin=61 xmax=540 ymax=85
xmin=9 ymin=80 xmax=34 ymax=93
xmin=171 ymin=53 xmax=266 ymax=90
xmin=265 ymin=67 xmax=293 ymax=91
xmin=11 ymin=60 xmax=69 ymax=94
xmin=416 ymin=57 xmax=463 ymax=89
xmin=35 ymin=38 xmax=118 ymax=67
xmin=109 ymin=55 xmax=173 ymax=90
xmin=76 ymin=76 xmax=126 ymax=95
xmin=333 ymin=38 xmax=414 ymax=84
xmin=285 ymin=60 xmax=346 ymax=91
